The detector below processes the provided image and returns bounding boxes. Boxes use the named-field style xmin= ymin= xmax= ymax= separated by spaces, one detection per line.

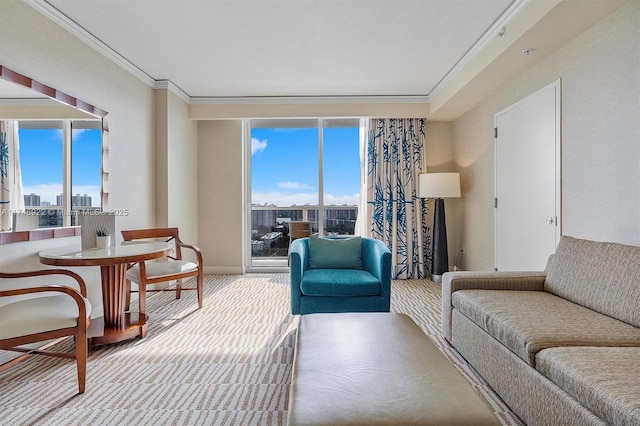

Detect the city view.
xmin=12 ymin=123 xmax=102 ymax=229
xmin=14 ymin=121 xmax=360 ymax=262
xmin=21 ymin=193 xmax=96 ymax=228
xmin=250 ymin=124 xmax=360 ymax=261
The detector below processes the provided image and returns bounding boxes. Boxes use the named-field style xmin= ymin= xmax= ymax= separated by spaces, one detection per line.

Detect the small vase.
xmin=96 ymin=235 xmax=111 ymax=249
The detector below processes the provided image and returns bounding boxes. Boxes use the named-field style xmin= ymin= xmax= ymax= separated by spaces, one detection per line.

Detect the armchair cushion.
xmin=0 ymin=295 xmax=92 ymax=340
xmin=300 ymin=269 xmax=381 ymax=297
xmin=308 ymin=236 xmax=362 ymax=269
xmin=126 ymin=260 xmax=199 ymax=282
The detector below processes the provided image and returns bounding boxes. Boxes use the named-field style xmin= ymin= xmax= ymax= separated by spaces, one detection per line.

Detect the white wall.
xmin=197 ymin=120 xmax=244 ymax=273
xmin=423 ymin=121 xmax=463 ymax=270
xmin=0 ymin=1 xmax=158 ymax=312
xmin=155 ymin=89 xmax=199 ymax=247
xmin=453 ymin=0 xmax=640 ymax=271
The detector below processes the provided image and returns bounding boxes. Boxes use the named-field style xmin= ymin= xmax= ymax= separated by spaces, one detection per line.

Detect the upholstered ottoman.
xmin=287 ymin=312 xmax=500 ymax=425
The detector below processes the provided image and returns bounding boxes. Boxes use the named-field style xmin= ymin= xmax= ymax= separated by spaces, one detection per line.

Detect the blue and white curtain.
xmin=363 ymin=118 xmax=429 ymax=279
xmin=0 ymin=121 xmax=24 ymax=231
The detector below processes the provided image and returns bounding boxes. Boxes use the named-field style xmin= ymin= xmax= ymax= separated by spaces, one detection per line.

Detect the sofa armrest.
xmin=441 ymin=270 xmax=546 ymax=343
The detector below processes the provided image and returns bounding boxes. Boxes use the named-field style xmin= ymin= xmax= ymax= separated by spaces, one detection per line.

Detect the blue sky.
xmin=251 ymin=127 xmax=360 ymax=206
xmin=19 ymin=128 xmax=102 ymax=205
xmin=18 ymin=125 xmax=358 ymax=208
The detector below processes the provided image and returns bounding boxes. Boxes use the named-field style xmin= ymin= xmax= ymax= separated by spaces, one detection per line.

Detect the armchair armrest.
xmin=289 ymin=238 xmax=308 ymax=314
xmin=175 ymin=237 xmax=204 ymax=266
xmin=362 ymin=238 xmax=392 ymax=304
xmin=0 ymin=269 xmax=88 ymax=297
xmin=441 ymin=270 xmax=546 ymax=343
xmin=0 ymin=269 xmax=90 ymax=339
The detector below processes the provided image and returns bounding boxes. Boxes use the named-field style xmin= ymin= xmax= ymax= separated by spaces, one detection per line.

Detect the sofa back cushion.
xmin=544 ymin=236 xmax=640 ymax=327
xmin=308 ymin=236 xmax=363 ymax=269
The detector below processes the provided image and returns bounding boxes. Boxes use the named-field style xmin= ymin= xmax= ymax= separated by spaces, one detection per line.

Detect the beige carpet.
xmin=0 ymin=274 xmax=523 ymax=425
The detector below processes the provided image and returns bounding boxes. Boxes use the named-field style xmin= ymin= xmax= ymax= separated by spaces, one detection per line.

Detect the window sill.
xmin=0 ymin=226 xmax=80 ymax=245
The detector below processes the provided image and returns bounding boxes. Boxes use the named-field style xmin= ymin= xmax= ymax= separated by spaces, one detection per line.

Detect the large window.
xmin=248 ymin=118 xmax=361 ymax=268
xmin=18 ymin=119 xmax=102 ymax=228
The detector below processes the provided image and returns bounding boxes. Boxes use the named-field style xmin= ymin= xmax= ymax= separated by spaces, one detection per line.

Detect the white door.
xmin=495 ymin=80 xmax=561 ymax=271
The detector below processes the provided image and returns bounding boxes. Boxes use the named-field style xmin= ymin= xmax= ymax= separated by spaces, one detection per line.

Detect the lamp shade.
xmin=419 ymin=173 xmax=461 ymax=198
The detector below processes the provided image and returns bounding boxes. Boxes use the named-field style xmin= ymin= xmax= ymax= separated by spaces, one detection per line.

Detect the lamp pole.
xmin=419 ymin=172 xmax=461 ymax=283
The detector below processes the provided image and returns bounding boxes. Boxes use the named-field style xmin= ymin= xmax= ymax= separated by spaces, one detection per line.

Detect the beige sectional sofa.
xmin=442 ymin=236 xmax=640 ymax=426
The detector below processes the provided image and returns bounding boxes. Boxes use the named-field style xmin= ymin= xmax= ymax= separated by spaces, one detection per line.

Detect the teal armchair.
xmin=289 ymin=237 xmax=392 ymax=315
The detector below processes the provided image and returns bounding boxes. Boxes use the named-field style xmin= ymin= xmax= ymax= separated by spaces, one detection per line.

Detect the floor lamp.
xmin=420 ymin=173 xmax=461 ymax=283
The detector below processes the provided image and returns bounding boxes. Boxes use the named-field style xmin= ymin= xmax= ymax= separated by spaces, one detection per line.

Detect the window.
xmin=247 ymin=118 xmax=361 ymax=269
xmin=18 ymin=119 xmax=103 ymax=228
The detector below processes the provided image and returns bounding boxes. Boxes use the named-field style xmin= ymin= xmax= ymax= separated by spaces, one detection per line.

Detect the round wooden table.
xmin=39 ymin=242 xmax=172 ymax=348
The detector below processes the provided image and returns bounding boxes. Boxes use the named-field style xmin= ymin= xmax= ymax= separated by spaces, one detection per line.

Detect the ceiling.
xmin=41 ymin=0 xmax=515 ymax=99
xmin=2 ymin=0 xmax=628 ymax=120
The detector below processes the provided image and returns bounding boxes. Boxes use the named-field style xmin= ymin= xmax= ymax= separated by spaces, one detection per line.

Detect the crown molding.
xmin=0 ymin=98 xmax=57 ymax=106
xmin=154 ymin=80 xmax=191 ymax=103
xmin=429 ymin=0 xmax=529 ymax=99
xmin=189 ymin=95 xmax=430 ymax=105
xmin=26 ymin=0 xmax=156 ymax=88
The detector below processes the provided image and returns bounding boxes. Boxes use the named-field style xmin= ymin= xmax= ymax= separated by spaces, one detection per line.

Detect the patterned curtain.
xmin=0 ymin=121 xmax=24 ymax=231
xmin=365 ymin=118 xmax=430 ymax=279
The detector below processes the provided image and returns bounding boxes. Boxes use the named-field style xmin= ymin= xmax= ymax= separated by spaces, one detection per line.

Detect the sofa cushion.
xmin=300 ymin=269 xmax=380 ymax=297
xmin=536 ymin=347 xmax=640 ymax=426
xmin=308 ymin=236 xmax=362 ymax=269
xmin=544 ymin=236 xmax=640 ymax=327
xmin=452 ymin=289 xmax=640 ymax=366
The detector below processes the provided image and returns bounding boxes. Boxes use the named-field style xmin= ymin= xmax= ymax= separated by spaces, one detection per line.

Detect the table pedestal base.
xmin=88 ymin=313 xmax=148 ymax=349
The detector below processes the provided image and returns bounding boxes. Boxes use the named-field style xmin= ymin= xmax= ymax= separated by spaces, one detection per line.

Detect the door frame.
xmin=493 ymin=79 xmax=562 ymax=270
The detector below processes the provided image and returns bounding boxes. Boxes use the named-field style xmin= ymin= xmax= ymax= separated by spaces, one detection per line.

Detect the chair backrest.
xmin=290 ymin=222 xmax=312 ymax=240
xmin=121 ymin=227 xmax=183 ymax=259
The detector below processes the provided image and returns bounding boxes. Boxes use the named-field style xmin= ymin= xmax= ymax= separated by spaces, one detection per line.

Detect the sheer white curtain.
xmin=354 ymin=119 xmax=369 ymax=237
xmin=360 ymin=118 xmax=430 ymax=279
xmin=0 ymin=121 xmax=24 ymax=231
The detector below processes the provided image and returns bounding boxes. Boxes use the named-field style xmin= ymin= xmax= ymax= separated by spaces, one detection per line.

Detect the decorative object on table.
xmin=95 ymin=228 xmax=111 ymax=249
xmin=419 ymin=172 xmax=461 ymax=283
xmin=79 ymin=211 xmax=116 ymax=249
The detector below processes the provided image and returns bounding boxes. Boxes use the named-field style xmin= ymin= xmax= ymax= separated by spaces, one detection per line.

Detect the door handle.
xmin=546 ymin=216 xmax=554 ymax=225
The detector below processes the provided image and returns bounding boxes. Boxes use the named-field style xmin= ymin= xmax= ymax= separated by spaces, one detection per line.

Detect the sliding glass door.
xmin=247 ymin=118 xmax=361 ymax=270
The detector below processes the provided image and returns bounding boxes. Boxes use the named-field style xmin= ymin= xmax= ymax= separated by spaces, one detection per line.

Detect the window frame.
xmin=18 ymin=119 xmax=104 ymax=228
xmin=244 ymin=117 xmax=362 ymax=270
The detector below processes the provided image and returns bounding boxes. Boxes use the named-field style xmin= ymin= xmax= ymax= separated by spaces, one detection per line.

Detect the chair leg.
xmin=197 ymin=272 xmax=203 ymax=309
xmin=76 ymin=324 xmax=88 ymax=394
xmin=176 ymin=279 xmax=182 ymax=300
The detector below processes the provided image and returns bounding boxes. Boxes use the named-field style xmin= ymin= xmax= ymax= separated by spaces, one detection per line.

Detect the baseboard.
xmin=203 ymin=266 xmax=244 ymax=275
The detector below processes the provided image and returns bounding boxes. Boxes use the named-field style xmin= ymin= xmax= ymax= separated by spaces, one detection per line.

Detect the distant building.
xmin=252 ymin=208 xmax=277 ymax=230
xmin=261 ymin=231 xmax=282 ymax=248
xmin=57 ymin=193 xmax=92 ymax=207
xmin=251 ymin=240 xmax=265 ymax=254
xmin=24 ymin=193 xmax=40 ymax=206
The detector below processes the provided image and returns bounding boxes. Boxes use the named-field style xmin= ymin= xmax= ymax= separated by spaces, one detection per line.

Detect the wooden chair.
xmin=120 ymin=227 xmax=203 ymax=315
xmin=289 ymin=221 xmax=312 ymax=245
xmin=0 ymin=269 xmax=91 ymax=394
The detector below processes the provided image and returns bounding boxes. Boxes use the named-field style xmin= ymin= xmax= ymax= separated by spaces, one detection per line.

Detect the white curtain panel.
xmin=0 ymin=121 xmax=24 ymax=231
xmin=365 ymin=118 xmax=430 ymax=279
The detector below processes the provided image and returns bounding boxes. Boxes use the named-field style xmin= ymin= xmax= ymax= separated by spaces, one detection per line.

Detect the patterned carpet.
xmin=0 ymin=274 xmax=523 ymax=425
